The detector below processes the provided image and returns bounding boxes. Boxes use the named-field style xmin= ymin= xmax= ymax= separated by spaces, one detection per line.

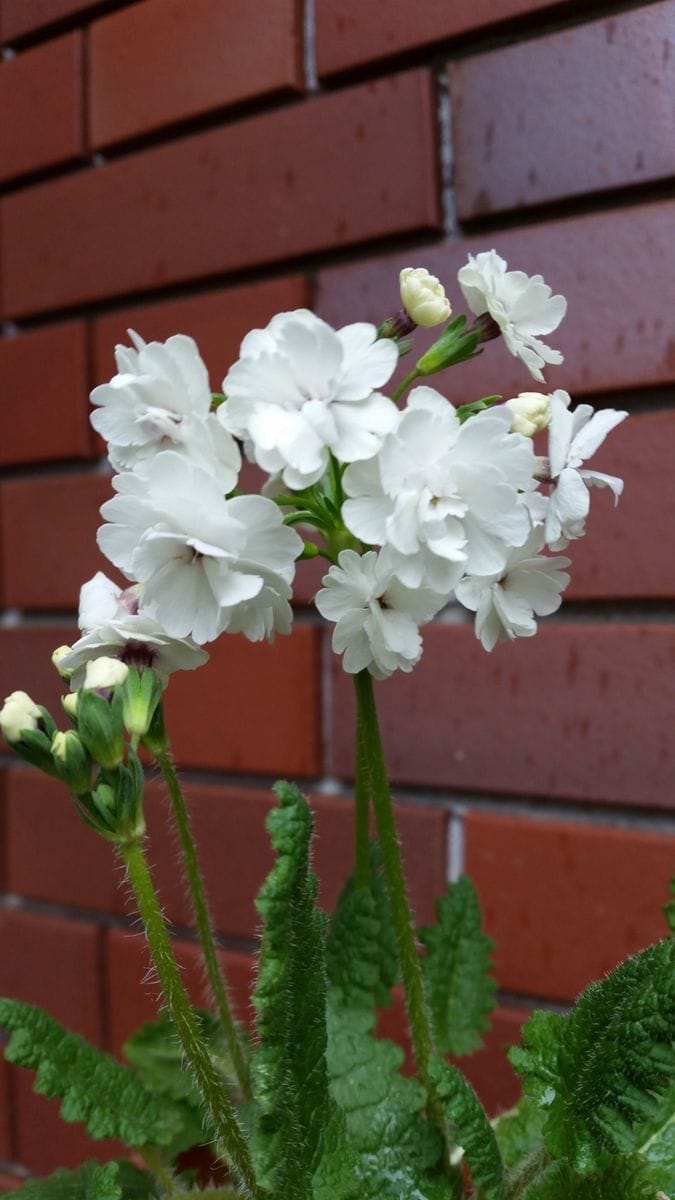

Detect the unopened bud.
xmin=52 ymin=730 xmax=91 ymax=795
xmin=0 ymin=690 xmax=42 ymax=743
xmin=62 ymin=692 xmax=79 ymax=720
xmin=416 ymin=314 xmax=480 ymax=376
xmin=77 ymin=687 xmax=125 ymax=769
xmin=506 ymin=392 xmax=551 ymax=437
xmin=400 ymin=267 xmax=452 ymax=328
xmin=52 ymin=645 xmax=74 ymax=680
xmin=84 ymin=657 xmax=129 ymax=691
xmin=121 ymin=666 xmax=163 ymax=741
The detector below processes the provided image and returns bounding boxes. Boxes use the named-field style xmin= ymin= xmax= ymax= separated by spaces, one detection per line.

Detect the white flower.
xmin=315 ymin=548 xmax=445 ymax=679
xmin=97 ymin=452 xmax=302 ymax=645
xmin=220 ymin=309 xmax=399 ymax=489
xmin=58 ymin=572 xmax=209 ymax=688
xmin=543 ymin=391 xmax=628 ymax=550
xmin=342 ymin=386 xmax=538 ymax=592
xmin=505 ymin=392 xmax=551 ymax=437
xmin=399 ymin=267 xmax=452 ymax=328
xmin=84 ymin=656 xmax=129 ymax=689
xmin=91 ymin=331 xmax=241 ymax=488
xmin=0 ymin=690 xmax=42 ymax=742
xmin=457 ymin=251 xmax=567 ymax=383
xmin=455 ymin=530 xmax=571 ymax=652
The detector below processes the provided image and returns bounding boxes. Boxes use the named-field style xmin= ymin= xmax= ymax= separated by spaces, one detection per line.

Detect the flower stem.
xmin=353 ymin=703 xmax=371 ymax=889
xmin=391 ymin=367 xmax=421 ymax=404
xmin=120 ymin=836 xmax=260 ymax=1198
xmin=156 ymin=750 xmax=252 ymax=1102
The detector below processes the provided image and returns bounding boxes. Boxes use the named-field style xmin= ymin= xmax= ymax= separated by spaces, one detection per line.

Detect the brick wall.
xmin=0 ymin=0 xmax=674 ymax=1183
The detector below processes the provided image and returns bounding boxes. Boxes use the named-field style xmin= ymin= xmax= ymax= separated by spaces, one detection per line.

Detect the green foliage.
xmin=0 ymin=998 xmax=183 ymax=1149
xmin=250 ymin=780 xmax=331 ymax=1197
xmin=637 ymin=1081 xmax=675 ymax=1196
xmin=430 ymin=1055 xmax=504 ymax=1200
xmin=512 ymin=1154 xmax=659 ymax=1200
xmin=326 ymin=840 xmax=397 ymax=1009
xmin=419 ymin=875 xmax=496 ymax=1056
xmin=493 ymin=1096 xmax=546 ymax=1170
xmin=510 ymin=938 xmax=675 ymax=1172
xmin=11 ymin=1160 xmax=155 ymax=1200
xmin=663 ymin=877 xmax=675 ymax=935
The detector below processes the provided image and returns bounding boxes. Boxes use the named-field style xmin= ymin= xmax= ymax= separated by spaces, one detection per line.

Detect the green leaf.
xmin=510 ymin=939 xmax=675 ymax=1172
xmin=326 ymin=840 xmax=397 ymax=1009
xmin=637 ymin=1080 xmax=675 ymax=1195
xmin=663 ymin=877 xmax=675 ymax=935
xmin=456 ymin=395 xmax=501 ymax=423
xmin=251 ymin=781 xmax=331 ymax=1198
xmin=0 ymin=998 xmax=183 ymax=1149
xmin=513 ymin=1154 xmax=659 ymax=1200
xmin=430 ymin=1055 xmax=504 ymax=1199
xmin=419 ymin=875 xmax=496 ymax=1055
xmin=493 ymin=1096 xmax=546 ymax=1170
xmin=11 ymin=1160 xmax=155 ymax=1200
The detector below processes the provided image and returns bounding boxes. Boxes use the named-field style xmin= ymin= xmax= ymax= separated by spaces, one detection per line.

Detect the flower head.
xmin=84 ymin=656 xmax=129 ymax=690
xmin=315 ymin=548 xmax=445 ymax=678
xmin=399 ymin=267 xmax=452 ymax=328
xmin=220 ymin=309 xmax=399 ymax=490
xmin=0 ymin=690 xmax=42 ymax=743
xmin=506 ymin=391 xmax=552 ymax=437
xmin=457 ymin=251 xmax=566 ymax=383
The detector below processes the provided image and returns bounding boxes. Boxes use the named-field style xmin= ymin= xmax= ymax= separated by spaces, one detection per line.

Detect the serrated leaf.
xmin=251 ymin=781 xmax=331 ymax=1198
xmin=664 ymin=877 xmax=675 ymax=935
xmin=514 ymin=1154 xmax=658 ymax=1200
xmin=493 ymin=1096 xmax=546 ymax=1170
xmin=638 ymin=1080 xmax=675 ymax=1195
xmin=0 ymin=998 xmax=183 ymax=1149
xmin=419 ymin=875 xmax=496 ymax=1055
xmin=430 ymin=1055 xmax=504 ymax=1199
xmin=511 ymin=939 xmax=675 ymax=1172
xmin=326 ymin=840 xmax=397 ymax=1009
xmin=11 ymin=1160 xmax=155 ymax=1200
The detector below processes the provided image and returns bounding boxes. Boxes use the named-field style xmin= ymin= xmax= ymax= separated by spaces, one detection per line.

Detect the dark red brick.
xmin=0 ymin=625 xmax=78 ymax=754
xmin=0 ymin=324 xmax=91 ymax=467
xmin=0 ymin=472 xmax=117 ymax=610
xmin=316 ymin=200 xmax=675 ymax=399
xmin=1 ymin=69 xmax=441 ymax=317
xmin=11 ymin=1076 xmax=122 ymax=1176
xmin=92 ymin=275 xmax=311 ymax=389
xmin=317 ymin=0 xmax=573 ymax=77
xmin=0 ymin=33 xmax=82 ymax=184
xmin=0 ymin=1057 xmax=11 ymax=1162
xmin=0 ymin=1173 xmax=21 ymax=1192
xmin=89 ymin=0 xmax=302 ymax=149
xmin=451 ymin=3 xmax=675 ymax=219
xmin=466 ymin=811 xmax=675 ymax=1002
xmin=165 ymin=625 xmax=322 ymax=777
xmin=1 ymin=0 xmax=112 ymax=41
xmin=328 ymin=624 xmax=675 ymax=808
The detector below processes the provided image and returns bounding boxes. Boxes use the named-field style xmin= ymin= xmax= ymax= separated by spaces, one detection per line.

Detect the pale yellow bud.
xmin=505 ymin=392 xmax=551 ymax=437
xmin=62 ymin=692 xmax=79 ymax=719
xmin=0 ymin=690 xmax=42 ymax=743
xmin=52 ymin=645 xmax=74 ymax=680
xmin=84 ymin=657 xmax=129 ymax=690
xmin=400 ymin=267 xmax=452 ymax=328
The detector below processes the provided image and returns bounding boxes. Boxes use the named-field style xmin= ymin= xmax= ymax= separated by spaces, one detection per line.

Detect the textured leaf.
xmin=0 ymin=998 xmax=183 ymax=1149
xmin=251 ymin=781 xmax=331 ymax=1198
xmin=514 ymin=1154 xmax=658 ymax=1200
xmin=419 ymin=876 xmax=496 ymax=1055
xmin=12 ymin=1160 xmax=155 ymax=1199
xmin=493 ymin=1096 xmax=546 ymax=1170
xmin=430 ymin=1055 xmax=504 ymax=1199
xmin=326 ymin=840 xmax=397 ymax=1009
xmin=510 ymin=939 xmax=675 ymax=1172
xmin=664 ymin=878 xmax=675 ymax=935
xmin=638 ymin=1080 xmax=675 ymax=1196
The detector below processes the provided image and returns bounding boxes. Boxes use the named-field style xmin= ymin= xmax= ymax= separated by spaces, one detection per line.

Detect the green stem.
xmin=141 ymin=1146 xmax=184 ymax=1196
xmin=156 ymin=750 xmax=252 ymax=1101
xmin=353 ymin=702 xmax=371 ymax=889
xmin=391 ymin=366 xmax=421 ymax=404
xmin=120 ymin=837 xmax=260 ymax=1198
xmin=504 ymin=1144 xmax=551 ymax=1200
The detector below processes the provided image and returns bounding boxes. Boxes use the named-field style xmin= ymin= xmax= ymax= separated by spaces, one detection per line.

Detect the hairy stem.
xmin=120 ymin=837 xmax=260 ymax=1198
xmin=504 ymin=1144 xmax=552 ymax=1199
xmin=156 ymin=750 xmax=252 ymax=1101
xmin=353 ymin=702 xmax=371 ymax=889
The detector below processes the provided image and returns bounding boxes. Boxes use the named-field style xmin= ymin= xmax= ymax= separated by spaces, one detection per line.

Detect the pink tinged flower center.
xmin=120 ymin=641 xmax=158 ymax=669
xmin=119 ymin=587 xmax=141 ymax=615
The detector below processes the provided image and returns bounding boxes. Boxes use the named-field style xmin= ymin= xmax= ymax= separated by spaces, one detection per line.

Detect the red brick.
xmin=316 ymin=199 xmax=675 ymax=397
xmin=0 ymin=1057 xmax=11 ymax=1162
xmin=317 ymin=0 xmax=572 ymax=76
xmin=0 ymin=626 xmax=78 ymax=753
xmin=0 ymin=1173 xmax=21 ymax=1192
xmin=0 ymin=324 xmax=91 ymax=467
xmin=12 ymin=1075 xmax=122 ymax=1176
xmin=328 ymin=624 xmax=675 ymax=808
xmin=0 ymin=908 xmax=102 ymax=1041
xmin=104 ymin=927 xmax=255 ymax=1051
xmin=1 ymin=69 xmax=441 ymax=317
xmin=0 ymin=472 xmax=118 ymax=610
xmin=165 ymin=625 xmax=321 ymax=777
xmin=92 ymin=275 xmax=311 ymax=389
xmin=451 ymin=3 xmax=675 ymax=219
xmin=467 ymin=811 xmax=675 ymax=1002
xmin=0 ymin=33 xmax=82 ymax=184
xmin=89 ymin=0 xmax=302 ymax=149
xmin=1 ymin=0 xmax=113 ymax=41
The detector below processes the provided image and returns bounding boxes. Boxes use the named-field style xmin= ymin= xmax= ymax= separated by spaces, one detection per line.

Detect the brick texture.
xmin=0 ymin=33 xmax=83 ymax=184
xmin=0 ymin=0 xmax=115 ymax=41
xmin=0 ymin=626 xmax=78 ymax=750
xmin=1 ymin=70 xmax=441 ymax=318
xmin=0 ymin=1057 xmax=11 ymax=1162
xmin=329 ymin=624 xmax=675 ymax=807
xmin=89 ymin=0 xmax=303 ymax=148
xmin=0 ymin=324 xmax=91 ymax=467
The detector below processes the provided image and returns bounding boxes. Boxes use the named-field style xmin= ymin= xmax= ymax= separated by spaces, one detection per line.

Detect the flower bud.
xmin=52 ymin=645 xmax=74 ymax=681
xmin=400 ymin=267 xmax=452 ymax=328
xmin=0 ymin=691 xmax=42 ymax=743
xmin=416 ymin=314 xmax=480 ymax=376
xmin=121 ymin=666 xmax=163 ymax=742
xmin=52 ymin=730 xmax=92 ymax=795
xmin=84 ymin=657 xmax=129 ymax=691
xmin=77 ymin=687 xmax=125 ymax=769
xmin=505 ymin=392 xmax=551 ymax=437
xmin=62 ymin=692 xmax=79 ymax=720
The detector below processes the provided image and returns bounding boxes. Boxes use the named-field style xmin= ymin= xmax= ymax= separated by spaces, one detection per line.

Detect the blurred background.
xmin=0 ymin=0 xmax=674 ymax=1184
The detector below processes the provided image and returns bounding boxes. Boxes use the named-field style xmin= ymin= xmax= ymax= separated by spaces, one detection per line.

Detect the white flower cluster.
xmin=65 ymin=251 xmax=625 ymax=690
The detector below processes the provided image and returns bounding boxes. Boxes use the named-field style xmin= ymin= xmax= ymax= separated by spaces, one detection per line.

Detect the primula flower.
xmin=399 ymin=267 xmax=452 ymax=328
xmin=542 ymin=391 xmax=627 ymax=550
xmin=220 ymin=309 xmax=399 ymax=490
xmin=457 ymin=251 xmax=566 ymax=383
xmin=455 ymin=530 xmax=571 ymax=652
xmin=58 ymin=572 xmax=209 ymax=688
xmin=342 ymin=386 xmax=537 ymax=592
xmin=97 ymin=452 xmax=302 ymax=645
xmin=315 ymin=549 xmax=445 ymax=679
xmin=0 ymin=691 xmax=42 ymax=743
xmin=91 ymin=331 xmax=241 ymax=488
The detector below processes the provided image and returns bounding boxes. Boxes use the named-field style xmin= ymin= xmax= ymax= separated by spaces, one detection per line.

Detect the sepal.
xmin=77 ymin=686 xmax=125 ymax=769
xmin=121 ymin=666 xmax=163 ymax=742
xmin=416 ymin=315 xmax=481 ymax=375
